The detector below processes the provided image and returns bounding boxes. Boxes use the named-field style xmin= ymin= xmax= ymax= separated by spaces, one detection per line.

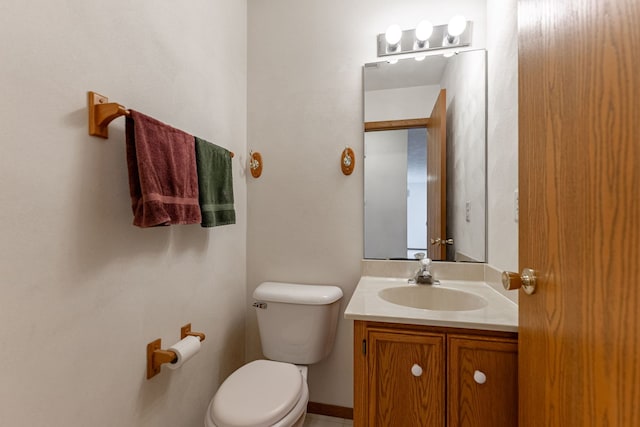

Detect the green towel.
xmin=194 ymin=137 xmax=236 ymax=227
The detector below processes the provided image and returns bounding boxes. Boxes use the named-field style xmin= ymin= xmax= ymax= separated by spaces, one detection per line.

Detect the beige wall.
xmin=441 ymin=50 xmax=488 ymax=263
xmin=0 ymin=1 xmax=247 ymax=426
xmin=487 ymin=0 xmax=519 ymax=272
xmin=247 ymin=0 xmax=489 ymax=407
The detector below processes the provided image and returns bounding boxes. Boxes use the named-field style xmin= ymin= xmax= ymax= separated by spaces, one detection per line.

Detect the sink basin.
xmin=378 ymin=286 xmax=489 ymax=311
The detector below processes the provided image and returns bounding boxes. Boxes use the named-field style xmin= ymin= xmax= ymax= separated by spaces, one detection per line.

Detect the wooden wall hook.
xmin=249 ymin=151 xmax=263 ymax=178
xmin=341 ymin=147 xmax=355 ymax=175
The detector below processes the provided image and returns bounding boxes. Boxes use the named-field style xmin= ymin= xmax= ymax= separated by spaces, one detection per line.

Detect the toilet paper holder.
xmin=146 ymin=323 xmax=206 ymax=379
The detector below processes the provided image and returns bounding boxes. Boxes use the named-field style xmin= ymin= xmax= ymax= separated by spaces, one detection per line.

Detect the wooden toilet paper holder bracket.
xmin=146 ymin=339 xmax=177 ymax=379
xmin=181 ymin=323 xmax=206 ymax=342
xmin=146 ymin=323 xmax=206 ymax=379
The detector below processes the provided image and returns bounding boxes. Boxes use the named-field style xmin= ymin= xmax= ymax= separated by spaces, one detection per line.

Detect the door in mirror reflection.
xmin=364 ymin=89 xmax=447 ymax=260
xmin=427 ymin=89 xmax=447 ymax=260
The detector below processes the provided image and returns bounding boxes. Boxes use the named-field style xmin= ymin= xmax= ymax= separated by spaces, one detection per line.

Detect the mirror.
xmin=363 ymin=49 xmax=486 ymax=262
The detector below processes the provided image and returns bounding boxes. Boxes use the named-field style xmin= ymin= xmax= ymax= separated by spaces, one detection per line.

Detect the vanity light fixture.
xmin=414 ymin=20 xmax=433 ymax=49
xmin=377 ymin=17 xmax=472 ymax=57
xmin=384 ymin=24 xmax=402 ymax=53
xmin=445 ymin=15 xmax=467 ymax=46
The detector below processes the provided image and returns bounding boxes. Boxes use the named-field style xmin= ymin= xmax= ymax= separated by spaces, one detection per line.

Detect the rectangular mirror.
xmin=363 ymin=49 xmax=487 ymax=262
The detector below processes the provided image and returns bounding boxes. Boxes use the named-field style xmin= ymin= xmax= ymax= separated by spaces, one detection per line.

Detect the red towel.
xmin=125 ymin=110 xmax=201 ymax=227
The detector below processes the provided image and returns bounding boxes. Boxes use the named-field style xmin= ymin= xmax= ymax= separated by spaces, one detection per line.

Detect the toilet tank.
xmin=253 ymin=282 xmax=343 ymax=365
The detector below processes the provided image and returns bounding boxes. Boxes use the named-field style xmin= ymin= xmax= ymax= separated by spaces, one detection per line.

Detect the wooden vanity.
xmin=345 ymin=272 xmax=519 ymax=427
xmin=353 ymin=321 xmax=517 ymax=426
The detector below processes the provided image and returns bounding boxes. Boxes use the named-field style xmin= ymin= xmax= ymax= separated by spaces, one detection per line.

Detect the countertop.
xmin=344 ymin=276 xmax=518 ymax=333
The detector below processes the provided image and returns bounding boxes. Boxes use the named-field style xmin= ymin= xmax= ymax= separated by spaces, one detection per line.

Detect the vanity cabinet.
xmin=354 ymin=321 xmax=517 ymax=427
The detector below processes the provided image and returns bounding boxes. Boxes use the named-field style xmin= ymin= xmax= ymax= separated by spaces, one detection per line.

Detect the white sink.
xmin=378 ymin=285 xmax=488 ymax=311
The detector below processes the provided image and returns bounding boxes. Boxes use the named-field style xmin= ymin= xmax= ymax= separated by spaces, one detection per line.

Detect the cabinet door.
xmin=368 ymin=329 xmax=445 ymax=427
xmin=448 ymin=336 xmax=518 ymax=427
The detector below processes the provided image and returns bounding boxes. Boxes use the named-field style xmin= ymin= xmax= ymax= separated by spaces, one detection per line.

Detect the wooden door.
xmin=518 ymin=0 xmax=640 ymax=425
xmin=448 ymin=336 xmax=518 ymax=427
xmin=427 ymin=89 xmax=447 ymax=260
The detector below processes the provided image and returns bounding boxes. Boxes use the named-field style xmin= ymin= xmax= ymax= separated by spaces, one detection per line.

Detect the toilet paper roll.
xmin=166 ymin=335 xmax=201 ymax=370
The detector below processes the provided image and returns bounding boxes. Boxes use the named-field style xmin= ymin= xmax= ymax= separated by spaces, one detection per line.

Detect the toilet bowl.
xmin=204 ymin=282 xmax=343 ymax=427
xmin=205 ymin=360 xmax=309 ymax=427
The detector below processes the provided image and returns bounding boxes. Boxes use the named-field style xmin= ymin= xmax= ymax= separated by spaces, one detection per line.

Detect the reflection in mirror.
xmin=364 ymin=128 xmax=427 ymax=259
xmin=363 ymin=49 xmax=486 ymax=262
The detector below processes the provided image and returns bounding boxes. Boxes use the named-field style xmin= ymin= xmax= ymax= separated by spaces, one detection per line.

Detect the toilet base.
xmin=205 ymin=361 xmax=309 ymax=427
xmin=289 ymin=412 xmax=306 ymax=427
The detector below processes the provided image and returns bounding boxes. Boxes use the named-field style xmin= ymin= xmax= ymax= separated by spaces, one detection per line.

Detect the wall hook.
xmin=249 ymin=151 xmax=263 ymax=178
xmin=341 ymin=146 xmax=355 ymax=175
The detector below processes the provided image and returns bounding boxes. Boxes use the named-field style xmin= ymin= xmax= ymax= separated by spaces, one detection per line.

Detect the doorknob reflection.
xmin=430 ymin=238 xmax=454 ymax=246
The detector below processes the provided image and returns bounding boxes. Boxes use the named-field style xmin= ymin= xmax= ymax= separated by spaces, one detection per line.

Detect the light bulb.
xmin=448 ymin=15 xmax=467 ymax=37
xmin=415 ymin=20 xmax=433 ymax=42
xmin=385 ymin=25 xmax=402 ymax=46
xmin=415 ymin=55 xmax=426 ymax=61
xmin=388 ymin=58 xmax=399 ymax=64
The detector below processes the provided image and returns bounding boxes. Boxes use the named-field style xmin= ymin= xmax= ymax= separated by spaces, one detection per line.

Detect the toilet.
xmin=205 ymin=282 xmax=343 ymax=427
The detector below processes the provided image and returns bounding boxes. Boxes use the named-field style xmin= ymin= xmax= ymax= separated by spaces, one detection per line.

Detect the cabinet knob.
xmin=411 ymin=364 xmax=423 ymax=377
xmin=473 ymin=370 xmax=487 ymax=384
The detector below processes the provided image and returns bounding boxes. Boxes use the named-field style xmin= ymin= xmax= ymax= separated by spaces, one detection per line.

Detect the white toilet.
xmin=205 ymin=282 xmax=344 ymax=427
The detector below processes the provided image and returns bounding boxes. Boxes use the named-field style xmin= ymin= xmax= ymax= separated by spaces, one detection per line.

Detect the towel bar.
xmin=87 ymin=91 xmax=234 ymax=158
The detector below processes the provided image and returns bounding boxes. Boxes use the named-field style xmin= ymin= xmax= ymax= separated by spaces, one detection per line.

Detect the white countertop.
xmin=344 ymin=276 xmax=518 ymax=333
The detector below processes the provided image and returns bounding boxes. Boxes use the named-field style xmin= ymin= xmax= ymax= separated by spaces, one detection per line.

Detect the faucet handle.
xmin=414 ymin=253 xmax=432 ymax=268
xmin=420 ymin=257 xmax=432 ymax=269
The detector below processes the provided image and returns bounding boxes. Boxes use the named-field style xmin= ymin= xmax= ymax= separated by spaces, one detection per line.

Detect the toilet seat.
xmin=207 ymin=360 xmax=308 ymax=427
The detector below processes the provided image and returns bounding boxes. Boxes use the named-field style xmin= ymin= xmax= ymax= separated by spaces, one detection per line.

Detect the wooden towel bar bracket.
xmin=88 ymin=91 xmax=130 ymax=139
xmin=87 ymin=90 xmax=234 ymax=158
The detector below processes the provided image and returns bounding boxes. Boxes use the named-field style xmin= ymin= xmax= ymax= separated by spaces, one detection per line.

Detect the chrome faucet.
xmin=409 ymin=253 xmax=439 ymax=285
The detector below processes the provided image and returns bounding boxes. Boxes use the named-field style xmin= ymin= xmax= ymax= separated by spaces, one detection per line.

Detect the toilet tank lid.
xmin=253 ymin=282 xmax=343 ymax=305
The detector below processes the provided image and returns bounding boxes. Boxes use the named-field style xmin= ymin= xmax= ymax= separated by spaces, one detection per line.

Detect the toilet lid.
xmin=210 ymin=360 xmax=303 ymax=427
